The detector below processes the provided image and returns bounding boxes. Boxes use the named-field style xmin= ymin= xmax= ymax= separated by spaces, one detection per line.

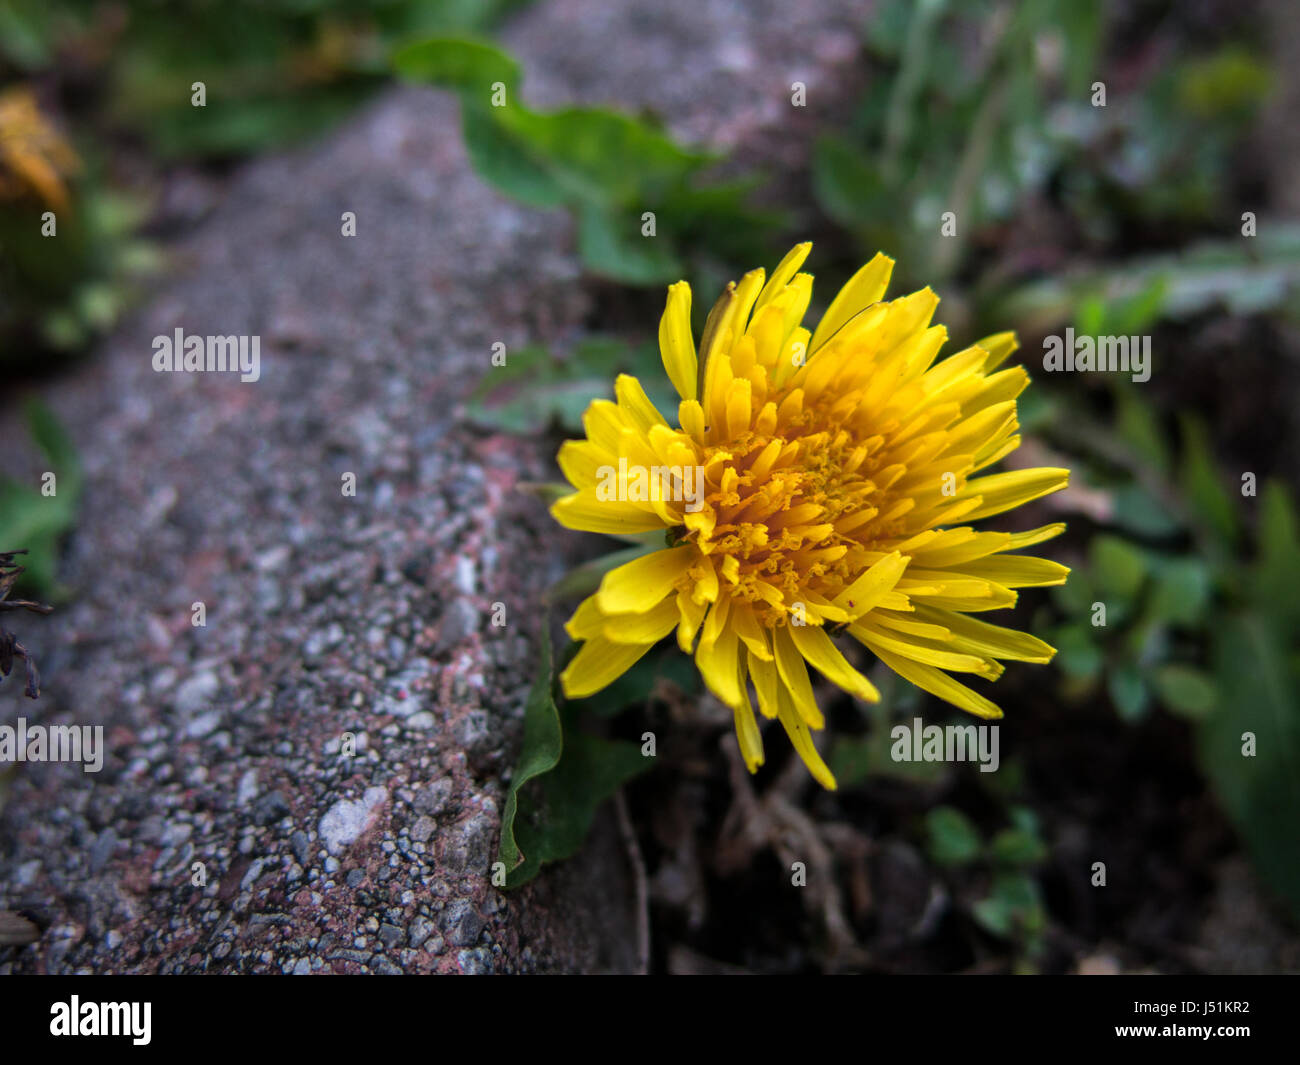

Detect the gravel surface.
xmin=0 ymin=0 xmax=870 ymax=973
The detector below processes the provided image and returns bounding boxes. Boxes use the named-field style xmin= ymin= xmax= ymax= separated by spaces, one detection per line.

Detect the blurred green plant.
xmin=393 ymin=36 xmax=783 ymax=284
xmin=1047 ymin=387 xmax=1300 ymax=916
xmin=0 ymin=398 xmax=81 ymax=598
xmin=925 ymin=804 xmax=1049 ymax=964
xmin=464 ymin=336 xmax=674 ymax=436
xmin=0 ymin=1 xmax=534 ymax=368
xmin=814 ymin=0 xmax=1105 ymax=285
xmin=814 ymin=0 xmax=1299 ymax=928
xmin=0 ymin=0 xmax=534 ymax=158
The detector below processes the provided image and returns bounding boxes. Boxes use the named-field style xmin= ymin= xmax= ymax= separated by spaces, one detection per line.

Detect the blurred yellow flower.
xmin=552 ymin=243 xmax=1069 ymax=789
xmin=0 ymin=87 xmax=80 ymax=213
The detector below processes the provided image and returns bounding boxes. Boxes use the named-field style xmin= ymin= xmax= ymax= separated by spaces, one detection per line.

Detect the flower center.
xmin=679 ymin=396 xmax=909 ymax=627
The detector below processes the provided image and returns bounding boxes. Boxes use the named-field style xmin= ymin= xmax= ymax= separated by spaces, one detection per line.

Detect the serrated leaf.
xmin=510 ymin=106 xmax=707 ymax=209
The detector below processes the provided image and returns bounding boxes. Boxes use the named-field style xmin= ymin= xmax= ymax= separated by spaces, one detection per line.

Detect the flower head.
xmin=551 ymin=243 xmax=1069 ymax=788
xmin=0 ymin=87 xmax=79 ymax=213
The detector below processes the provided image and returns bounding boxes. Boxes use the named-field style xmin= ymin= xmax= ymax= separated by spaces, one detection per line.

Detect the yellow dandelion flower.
xmin=551 ymin=243 xmax=1069 ymax=789
xmin=0 ymin=86 xmax=80 ymax=213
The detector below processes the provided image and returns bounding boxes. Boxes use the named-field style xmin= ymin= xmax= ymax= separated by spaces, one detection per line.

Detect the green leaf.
xmin=1113 ymin=388 xmax=1170 ymax=478
xmin=512 ymin=729 xmax=647 ymax=888
xmin=498 ymin=625 xmax=565 ymax=882
xmin=1054 ymin=624 xmax=1103 ymax=681
xmin=1108 ymin=662 xmax=1150 ymax=723
xmin=497 ymin=627 xmax=652 ymax=889
xmin=1152 ymin=664 xmax=1217 ymax=719
xmin=464 ymin=375 xmax=608 ymax=434
xmin=0 ymin=401 xmax=82 ymax=597
xmin=925 ymin=806 xmax=982 ymax=867
xmin=392 ymin=36 xmax=521 ymax=97
xmin=811 ymin=135 xmax=886 ymax=229
xmin=1051 ymin=566 xmax=1095 ymax=615
xmin=972 ymin=871 xmax=1045 ymax=941
xmin=1199 ymin=613 xmax=1300 ymax=918
xmin=1148 ymin=557 xmax=1211 ymax=625
xmin=510 ymin=106 xmax=707 ymax=209
xmin=1109 ymin=275 xmax=1168 ymax=337
xmin=577 ymin=203 xmax=683 ymax=285
xmin=1252 ymin=481 xmax=1300 ymax=632
xmin=998 ymin=225 xmax=1300 ymax=329
xmin=1178 ymin=415 xmax=1238 ymax=549
xmin=989 ymin=827 xmax=1048 ymax=868
xmin=1089 ymin=534 xmax=1146 ymax=601
xmin=460 ymin=105 xmax=570 ymax=208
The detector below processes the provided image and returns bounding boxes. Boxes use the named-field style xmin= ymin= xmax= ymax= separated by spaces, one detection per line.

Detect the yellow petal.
xmin=731 ymin=653 xmax=765 ymax=772
xmin=729 ymin=600 xmax=773 ymax=661
xmin=561 ymin=635 xmax=657 ymax=699
xmin=809 ymin=252 xmax=894 ymax=354
xmin=852 ymin=618 xmax=997 ymax=675
xmin=659 ymin=281 xmax=697 ymax=401
xmin=831 ymin=551 xmax=910 ymax=618
xmin=603 ymin=595 xmax=681 ymax=643
xmin=755 ymin=242 xmax=813 ymax=313
xmin=975 ymin=330 xmax=1019 ymax=371
xmin=551 ymin=491 xmax=667 ymax=536
xmin=953 ymin=554 xmax=1071 ymax=588
xmin=958 ymin=467 xmax=1069 ymax=521
xmin=789 ymin=623 xmax=880 ymax=702
xmin=595 ymin=545 xmax=695 ymax=614
xmin=775 ymin=684 xmax=836 ymax=790
xmin=869 ymin=644 xmax=1004 ymax=720
xmin=696 ymin=606 xmax=743 ymax=708
xmin=749 ymin=648 xmax=781 ymax=719
xmin=564 ymin=594 xmax=606 ymax=640
xmin=676 ymin=587 xmax=707 ymax=653
xmin=772 ymin=624 xmax=824 ymax=728
xmin=615 ymin=374 xmax=667 ymax=432
xmin=912 ymin=605 xmax=1056 ymax=664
